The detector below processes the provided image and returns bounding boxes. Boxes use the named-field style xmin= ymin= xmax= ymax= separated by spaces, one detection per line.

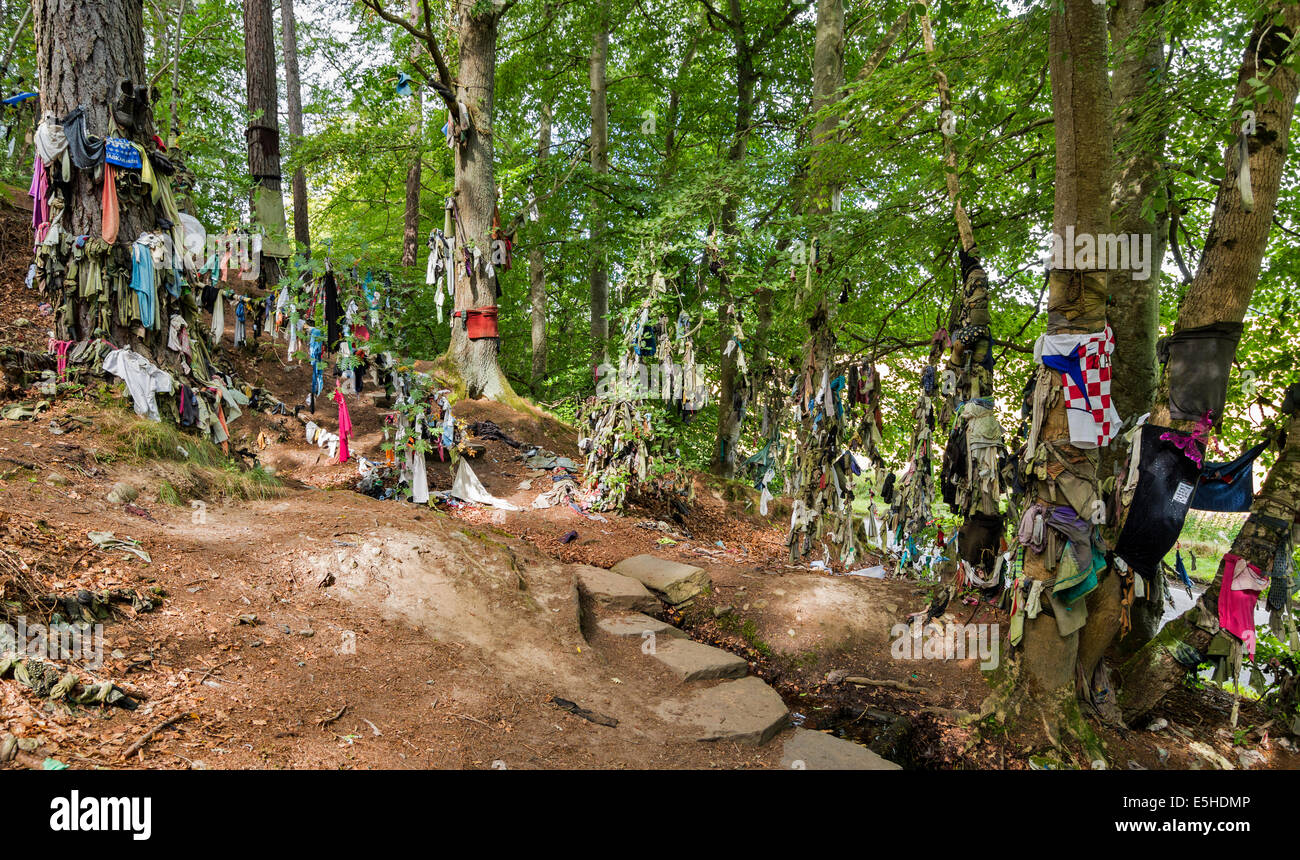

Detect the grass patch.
xmin=92 ymin=408 xmax=285 ymax=504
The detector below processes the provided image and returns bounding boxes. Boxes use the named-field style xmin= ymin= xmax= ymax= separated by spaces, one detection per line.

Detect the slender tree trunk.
xmin=1117 ymin=0 xmax=1300 ymax=722
xmin=243 ymin=0 xmax=287 ymax=278
xmin=807 ymin=0 xmax=844 ymax=213
xmin=529 ymin=96 xmax=552 ymax=392
xmin=992 ymin=0 xmax=1113 ymax=744
xmin=399 ymin=0 xmax=421 ymax=268
xmin=588 ymin=7 xmax=609 ymax=380
xmin=712 ymin=39 xmax=755 ymax=477
xmin=168 ymin=0 xmax=186 ymax=144
xmin=1 ymin=5 xmax=32 ymax=79
xmin=282 ymin=0 xmax=310 ymax=253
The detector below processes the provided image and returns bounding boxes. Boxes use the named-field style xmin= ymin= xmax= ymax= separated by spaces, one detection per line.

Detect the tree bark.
xmin=1117 ymin=0 xmax=1300 ymax=721
xmin=447 ymin=1 xmax=511 ymax=400
xmin=529 ymin=96 xmax=552 ymax=392
xmin=999 ymin=0 xmax=1113 ymax=737
xmin=399 ymin=0 xmax=421 ymax=268
xmin=807 ymin=0 xmax=844 ymax=214
xmin=243 ymin=0 xmax=287 ymax=277
xmin=588 ymin=6 xmax=609 ymax=381
xmin=35 ymin=0 xmax=158 ymax=344
xmin=168 ymin=0 xmax=187 ymax=144
xmin=1083 ymin=0 xmax=1169 ymax=669
xmin=711 ymin=35 xmax=756 ymax=477
xmin=282 ymin=0 xmax=310 ymax=254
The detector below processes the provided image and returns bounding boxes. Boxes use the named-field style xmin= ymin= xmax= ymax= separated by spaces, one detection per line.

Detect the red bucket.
xmin=465 ymin=306 xmax=499 ymax=340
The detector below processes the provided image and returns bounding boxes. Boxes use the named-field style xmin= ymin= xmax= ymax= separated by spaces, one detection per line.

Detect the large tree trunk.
xmin=992 ymin=0 xmax=1113 ymax=745
xmin=529 ymin=96 xmax=551 ymax=393
xmin=282 ymin=0 xmax=310 ymax=254
xmin=1117 ymin=0 xmax=1300 ymax=722
xmin=588 ymin=7 xmax=609 ymax=381
xmin=1082 ymin=0 xmax=1170 ymax=670
xmin=243 ymin=0 xmax=287 ymax=279
xmin=35 ymin=0 xmax=158 ymax=345
xmin=448 ymin=2 xmax=511 ymax=400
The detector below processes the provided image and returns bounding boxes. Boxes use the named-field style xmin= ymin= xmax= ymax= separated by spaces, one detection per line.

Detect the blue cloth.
xmin=1040 ymin=348 xmax=1090 ymax=408
xmin=104 ymin=137 xmax=142 ymax=169
xmin=1191 ymin=440 xmax=1267 ymax=513
xmin=1174 ymin=550 xmax=1194 ymax=590
xmin=2 ymin=92 xmax=37 ymax=106
xmin=309 ymin=327 xmax=325 ymax=396
xmin=129 ymin=242 xmax=157 ymax=329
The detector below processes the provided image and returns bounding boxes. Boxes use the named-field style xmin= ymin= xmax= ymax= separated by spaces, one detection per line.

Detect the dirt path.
xmin=2 ymin=290 xmax=1295 ymax=771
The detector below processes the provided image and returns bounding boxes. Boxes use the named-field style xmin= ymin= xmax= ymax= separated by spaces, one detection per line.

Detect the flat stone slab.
xmin=780 ymin=729 xmax=902 ymax=770
xmin=596 ymin=613 xmax=687 ymax=640
xmin=574 ymin=566 xmax=659 ymax=613
xmin=651 ymin=638 xmax=748 ymax=681
xmin=612 ymin=554 xmax=711 ymax=604
xmin=655 ymin=676 xmax=788 ymax=746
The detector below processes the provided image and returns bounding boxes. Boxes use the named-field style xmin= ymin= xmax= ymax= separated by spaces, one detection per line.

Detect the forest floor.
xmin=0 ymin=205 xmax=1295 ymax=770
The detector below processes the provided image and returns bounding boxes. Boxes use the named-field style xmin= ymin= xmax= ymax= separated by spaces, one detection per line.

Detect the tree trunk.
xmin=35 ymin=0 xmax=158 ymax=344
xmin=282 ymin=0 xmax=310 ymax=254
xmin=448 ymin=2 xmax=511 ymax=400
xmin=168 ymin=0 xmax=187 ymax=144
xmin=588 ymin=7 xmax=609 ymax=380
xmin=807 ymin=0 xmax=844 ymax=213
xmin=529 ymin=96 xmax=551 ymax=392
xmin=399 ymin=0 xmax=421 ymax=268
xmin=711 ymin=39 xmax=756 ymax=477
xmin=1083 ymin=0 xmax=1169 ymax=669
xmin=1116 ymin=0 xmax=1300 ymax=721
xmin=243 ymin=0 xmax=287 ymax=276
xmin=994 ymin=0 xmax=1113 ymax=743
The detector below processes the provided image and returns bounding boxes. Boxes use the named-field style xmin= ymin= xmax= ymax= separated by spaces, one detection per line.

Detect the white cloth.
xmin=168 ymin=314 xmax=191 ymax=357
xmin=103 ymin=349 xmax=173 ymax=422
xmin=451 ymin=460 xmax=520 ymax=510
xmin=210 ymin=293 xmax=225 ymax=341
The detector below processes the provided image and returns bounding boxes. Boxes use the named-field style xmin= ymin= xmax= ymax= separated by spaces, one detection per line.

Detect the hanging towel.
xmin=101 ymin=164 xmax=120 ymax=244
xmin=1218 ymin=553 xmax=1267 ymax=657
xmin=129 ymin=239 xmax=157 ymax=329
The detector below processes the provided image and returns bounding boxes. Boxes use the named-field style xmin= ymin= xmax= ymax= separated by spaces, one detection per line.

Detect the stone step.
xmin=596 ymin=613 xmax=688 ymax=640
xmin=611 ymin=554 xmax=711 ymax=604
xmin=780 ymin=729 xmax=902 ymax=770
xmin=574 ymin=565 xmax=659 ymax=613
xmin=650 ymin=638 xmax=748 ymax=681
xmin=655 ymin=676 xmax=789 ymax=746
